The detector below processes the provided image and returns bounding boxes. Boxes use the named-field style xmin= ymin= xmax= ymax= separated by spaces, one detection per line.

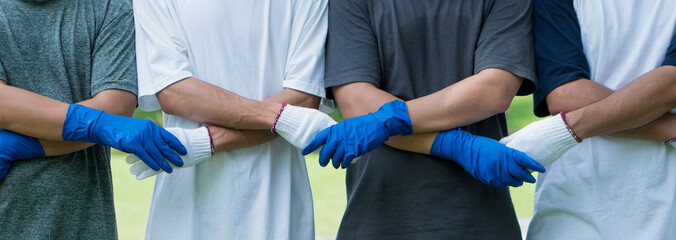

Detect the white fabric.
xmin=133 ymin=0 xmax=327 ymax=239
xmin=126 ymin=127 xmax=213 ymax=180
xmin=527 ymin=1 xmax=676 ymax=239
xmin=500 ymin=114 xmax=578 ymax=168
xmin=275 ymin=104 xmax=337 ymax=149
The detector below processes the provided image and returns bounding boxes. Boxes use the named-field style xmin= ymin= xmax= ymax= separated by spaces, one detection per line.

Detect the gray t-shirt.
xmin=0 ymin=0 xmax=136 ymax=238
xmin=324 ymin=0 xmax=535 ymax=239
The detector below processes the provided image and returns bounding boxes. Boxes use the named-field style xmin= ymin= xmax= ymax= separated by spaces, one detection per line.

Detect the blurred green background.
xmin=113 ymin=96 xmax=542 ymax=239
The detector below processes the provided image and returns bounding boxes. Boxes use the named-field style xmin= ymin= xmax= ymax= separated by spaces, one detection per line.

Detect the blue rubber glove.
xmin=61 ymin=104 xmax=187 ymax=173
xmin=430 ymin=129 xmax=545 ymax=188
xmin=0 ymin=130 xmax=45 ymax=181
xmin=302 ymin=100 xmax=413 ymax=169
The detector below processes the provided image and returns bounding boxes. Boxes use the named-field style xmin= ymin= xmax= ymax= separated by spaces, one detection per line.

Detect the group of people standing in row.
xmin=0 ymin=0 xmax=674 ymax=239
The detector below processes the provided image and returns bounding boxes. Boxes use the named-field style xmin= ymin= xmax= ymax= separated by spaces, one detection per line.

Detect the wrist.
xmin=205 ymin=126 xmax=215 ymax=156
xmin=374 ymin=100 xmax=413 ymax=136
xmin=61 ymin=104 xmax=104 ymax=142
xmin=560 ymin=112 xmax=583 ymax=143
xmin=271 ymin=102 xmax=288 ymax=135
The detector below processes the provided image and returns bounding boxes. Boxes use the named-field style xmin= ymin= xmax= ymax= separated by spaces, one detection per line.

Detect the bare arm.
xmin=0 ymin=79 xmax=138 ymax=155
xmin=0 ymin=84 xmax=69 ymax=140
xmin=406 ymin=68 xmax=524 ymax=133
xmin=334 ymin=68 xmax=523 ymax=154
xmin=550 ymin=66 xmax=676 ymax=140
xmin=156 ymin=77 xmax=283 ymax=130
xmin=209 ymin=88 xmax=321 ymax=152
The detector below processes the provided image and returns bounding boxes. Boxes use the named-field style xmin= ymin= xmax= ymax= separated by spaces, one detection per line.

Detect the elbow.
xmin=491 ymin=99 xmax=512 ymax=114
xmin=295 ymin=95 xmax=321 ymax=109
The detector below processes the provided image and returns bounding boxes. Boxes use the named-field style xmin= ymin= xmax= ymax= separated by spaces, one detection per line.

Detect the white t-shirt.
xmin=133 ymin=0 xmax=328 ymax=239
xmin=529 ymin=0 xmax=676 ymax=239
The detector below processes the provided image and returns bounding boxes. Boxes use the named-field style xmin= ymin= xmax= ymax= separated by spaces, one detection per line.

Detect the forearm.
xmin=39 ymin=90 xmax=137 ymax=156
xmin=156 ymin=77 xmax=282 ymax=130
xmin=0 ymin=84 xmax=69 ymax=140
xmin=548 ymin=66 xmax=676 ymax=140
xmin=210 ymin=88 xmax=322 ymax=151
xmin=406 ymin=68 xmax=523 ymax=133
xmin=333 ymin=83 xmax=437 ymax=154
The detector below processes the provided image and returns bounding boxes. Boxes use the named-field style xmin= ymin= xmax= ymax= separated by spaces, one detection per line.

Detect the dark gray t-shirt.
xmin=325 ymin=0 xmax=535 ymax=239
xmin=0 ymin=0 xmax=136 ymax=238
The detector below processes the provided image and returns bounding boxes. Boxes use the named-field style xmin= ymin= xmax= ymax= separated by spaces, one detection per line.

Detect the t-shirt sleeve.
xmin=324 ymin=0 xmax=381 ymax=94
xmin=0 ymin=62 xmax=6 ymax=82
xmin=532 ymin=0 xmax=591 ymax=117
xmin=133 ymin=0 xmax=194 ymax=111
xmin=662 ymin=35 xmax=676 ymax=67
xmin=90 ymin=1 xmax=138 ymax=98
xmin=474 ymin=0 xmax=536 ymax=96
xmin=282 ymin=0 xmax=329 ymax=98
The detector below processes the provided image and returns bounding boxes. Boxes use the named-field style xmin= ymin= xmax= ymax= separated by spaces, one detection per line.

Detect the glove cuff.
xmin=186 ymin=127 xmax=213 ymax=160
xmin=374 ymin=100 xmax=413 ymax=136
xmin=61 ymin=104 xmax=104 ymax=142
xmin=543 ymin=114 xmax=580 ymax=153
xmin=274 ymin=104 xmax=304 ymax=137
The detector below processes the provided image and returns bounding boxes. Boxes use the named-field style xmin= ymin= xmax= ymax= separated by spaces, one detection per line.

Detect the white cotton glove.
xmin=500 ymin=114 xmax=580 ymax=168
xmin=126 ymin=127 xmax=213 ymax=180
xmin=273 ymin=104 xmax=338 ymax=149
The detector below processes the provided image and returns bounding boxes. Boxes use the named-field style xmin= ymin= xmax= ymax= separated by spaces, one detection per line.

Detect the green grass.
xmin=113 ymin=96 xmax=542 ymax=239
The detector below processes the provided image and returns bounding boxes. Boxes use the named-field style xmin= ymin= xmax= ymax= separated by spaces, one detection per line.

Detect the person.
xmin=0 ymin=0 xmax=187 ymax=238
xmin=302 ymin=0 xmax=544 ymax=239
xmin=499 ymin=0 xmax=676 ymax=239
xmin=131 ymin=0 xmax=335 ymax=239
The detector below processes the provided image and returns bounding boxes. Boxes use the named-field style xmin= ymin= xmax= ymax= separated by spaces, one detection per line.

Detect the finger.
xmin=342 ymin=153 xmax=356 ymax=169
xmin=302 ymin=127 xmax=330 ymax=155
xmin=507 ymin=157 xmax=536 ymax=183
xmin=160 ymin=128 xmax=188 ymax=155
xmin=331 ymin=145 xmax=346 ymax=169
xmin=156 ymin=137 xmax=185 ymax=167
xmin=125 ymin=154 xmax=142 ymax=165
xmin=318 ymin=133 xmax=339 ymax=167
xmin=130 ymin=161 xmax=151 ymax=176
xmin=135 ymin=150 xmax=160 ymax=171
xmin=513 ymin=150 xmax=546 ymax=173
xmin=136 ymin=169 xmax=161 ymax=180
xmin=498 ymin=157 xmax=523 ymax=187
xmin=145 ymin=143 xmax=173 ymax=173
xmin=500 ymin=171 xmax=523 ymax=188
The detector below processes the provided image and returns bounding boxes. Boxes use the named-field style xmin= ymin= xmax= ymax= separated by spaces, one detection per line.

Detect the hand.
xmin=431 ymin=129 xmax=545 ymax=188
xmin=499 ymin=113 xmax=580 ymax=167
xmin=302 ymin=100 xmax=413 ymax=169
xmin=126 ymin=127 xmax=213 ymax=180
xmin=273 ymin=103 xmax=338 ymax=149
xmin=0 ymin=130 xmax=45 ymax=181
xmin=61 ymin=104 xmax=187 ymax=173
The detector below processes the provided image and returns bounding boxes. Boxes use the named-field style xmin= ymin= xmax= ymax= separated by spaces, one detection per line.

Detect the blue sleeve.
xmin=532 ymin=0 xmax=591 ymax=117
xmin=662 ymin=35 xmax=676 ymax=67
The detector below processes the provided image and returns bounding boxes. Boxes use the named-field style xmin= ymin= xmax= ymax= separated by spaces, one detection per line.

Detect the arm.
xmin=0 ymin=84 xmax=70 ymax=140
xmin=332 ymin=68 xmax=523 ymax=154
xmin=156 ymin=78 xmax=282 ymax=130
xmin=560 ymin=66 xmax=676 ymax=140
xmin=210 ymin=88 xmax=321 ymax=152
xmin=38 ymin=89 xmax=137 ymax=156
